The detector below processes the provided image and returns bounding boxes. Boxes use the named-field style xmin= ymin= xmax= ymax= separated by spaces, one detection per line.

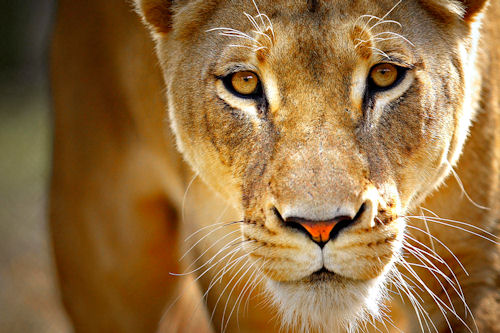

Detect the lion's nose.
xmin=277 ymin=204 xmax=366 ymax=248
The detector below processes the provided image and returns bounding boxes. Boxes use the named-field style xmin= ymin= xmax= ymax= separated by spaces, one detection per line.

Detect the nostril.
xmin=328 ymin=202 xmax=366 ymax=239
xmin=273 ymin=203 xmax=367 ymax=247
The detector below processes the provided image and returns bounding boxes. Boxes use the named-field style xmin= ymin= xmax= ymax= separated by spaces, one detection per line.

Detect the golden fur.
xmin=50 ymin=0 xmax=499 ymax=332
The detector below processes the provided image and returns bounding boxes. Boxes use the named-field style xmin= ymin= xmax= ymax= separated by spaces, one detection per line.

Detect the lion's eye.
xmin=368 ymin=63 xmax=402 ymax=90
xmin=224 ymin=71 xmax=261 ymax=98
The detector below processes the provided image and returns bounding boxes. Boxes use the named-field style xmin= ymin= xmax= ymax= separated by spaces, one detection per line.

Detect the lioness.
xmin=50 ymin=0 xmax=499 ymax=332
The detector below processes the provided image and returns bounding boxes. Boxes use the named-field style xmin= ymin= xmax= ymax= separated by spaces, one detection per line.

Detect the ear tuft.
xmin=135 ymin=0 xmax=173 ymax=34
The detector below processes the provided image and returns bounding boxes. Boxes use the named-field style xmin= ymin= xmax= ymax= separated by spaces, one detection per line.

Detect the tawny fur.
xmin=51 ymin=0 xmax=499 ymax=332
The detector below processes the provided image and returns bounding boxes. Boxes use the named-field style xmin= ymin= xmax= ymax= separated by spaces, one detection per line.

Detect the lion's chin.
xmin=265 ymin=272 xmax=388 ymax=333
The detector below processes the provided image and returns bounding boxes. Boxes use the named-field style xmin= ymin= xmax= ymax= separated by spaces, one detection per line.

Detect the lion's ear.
xmin=134 ymin=0 xmax=174 ymax=34
xmin=419 ymin=0 xmax=489 ymax=22
xmin=459 ymin=0 xmax=489 ymax=21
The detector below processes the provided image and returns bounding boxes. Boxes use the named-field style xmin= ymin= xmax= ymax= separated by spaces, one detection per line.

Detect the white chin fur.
xmin=265 ymin=274 xmax=388 ymax=333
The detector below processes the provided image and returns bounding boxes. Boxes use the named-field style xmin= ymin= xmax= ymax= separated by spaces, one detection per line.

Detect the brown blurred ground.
xmin=0 ymin=0 xmax=72 ymax=331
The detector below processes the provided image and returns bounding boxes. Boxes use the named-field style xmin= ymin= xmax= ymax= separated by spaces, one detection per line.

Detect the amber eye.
xmin=369 ymin=63 xmax=399 ymax=88
xmin=229 ymin=71 xmax=260 ymax=96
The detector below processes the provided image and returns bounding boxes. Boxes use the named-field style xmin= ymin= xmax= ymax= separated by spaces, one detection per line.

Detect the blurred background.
xmin=0 ymin=0 xmax=71 ymax=331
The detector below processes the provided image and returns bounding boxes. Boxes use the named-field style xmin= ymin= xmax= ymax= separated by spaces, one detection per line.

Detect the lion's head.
xmin=135 ymin=0 xmax=488 ymax=330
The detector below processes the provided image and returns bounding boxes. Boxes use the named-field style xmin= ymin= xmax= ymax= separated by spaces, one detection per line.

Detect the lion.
xmin=50 ymin=0 xmax=499 ymax=332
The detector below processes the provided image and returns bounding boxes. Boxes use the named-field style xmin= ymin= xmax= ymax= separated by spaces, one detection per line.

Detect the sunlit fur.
xmin=133 ymin=0 xmax=500 ymax=332
xmin=50 ymin=0 xmax=499 ymax=332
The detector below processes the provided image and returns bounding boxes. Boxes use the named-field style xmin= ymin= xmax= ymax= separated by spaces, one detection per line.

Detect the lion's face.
xmin=142 ymin=0 xmax=481 ymax=330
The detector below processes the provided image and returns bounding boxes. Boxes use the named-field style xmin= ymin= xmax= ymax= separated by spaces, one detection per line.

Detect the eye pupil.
xmin=230 ymin=71 xmax=259 ymax=96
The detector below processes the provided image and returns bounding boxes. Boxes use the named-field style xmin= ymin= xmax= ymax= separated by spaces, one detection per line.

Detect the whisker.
xmin=181 ymin=173 xmax=198 ymax=224
xmin=418 ymin=207 xmax=436 ymax=252
xmin=399 ymin=259 xmax=455 ymax=332
xmin=406 ymin=225 xmax=469 ymax=275
xmin=221 ymin=259 xmax=262 ymax=332
xmin=251 ymin=0 xmax=266 ymax=32
xmin=372 ymin=31 xmax=415 ymax=47
xmin=207 ymin=27 xmax=263 ymax=46
xmin=404 ymin=233 xmax=468 ymax=304
xmin=399 ymin=258 xmax=477 ymax=333
xmin=378 ymin=0 xmax=403 ymax=23
xmin=203 ymin=243 xmax=263 ymax=296
xmin=406 ymin=215 xmax=499 ymax=244
xmin=419 ymin=207 xmax=498 ymax=241
xmin=446 ymin=161 xmax=489 ymax=210
xmin=182 ymin=221 xmax=242 ymax=258
xmin=233 ymin=261 xmax=263 ymax=328
xmin=183 ymin=228 xmax=241 ymax=263
xmin=404 ymin=231 xmax=479 ymax=331
xmin=244 ymin=272 xmax=266 ymax=316
xmin=210 ymin=258 xmax=252 ymax=324
xmin=170 ymin=238 xmax=242 ymax=277
xmin=368 ymin=19 xmax=402 ymax=32
xmin=252 ymin=29 xmax=273 ymax=45
xmin=243 ymin=12 xmax=262 ymax=32
xmin=369 ymin=46 xmax=391 ymax=60
xmin=403 ymin=243 xmax=458 ymax=312
xmin=228 ymin=44 xmax=267 ymax=51
xmin=194 ymin=241 xmax=260 ymax=283
xmin=202 ymin=251 xmax=247 ymax=300
xmin=184 ymin=220 xmax=235 ymax=242
xmin=391 ymin=268 xmax=436 ymax=333
xmin=361 ymin=0 xmax=402 ymax=35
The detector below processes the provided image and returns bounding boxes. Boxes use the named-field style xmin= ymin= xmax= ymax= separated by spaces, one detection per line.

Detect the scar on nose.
xmin=351 ymin=25 xmax=372 ymax=60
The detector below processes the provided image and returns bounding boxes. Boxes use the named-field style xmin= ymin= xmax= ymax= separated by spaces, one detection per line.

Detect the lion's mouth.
xmin=307 ymin=267 xmax=337 ymax=282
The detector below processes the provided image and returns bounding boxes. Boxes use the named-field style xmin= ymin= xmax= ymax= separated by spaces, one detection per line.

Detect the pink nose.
xmin=285 ymin=215 xmax=354 ymax=246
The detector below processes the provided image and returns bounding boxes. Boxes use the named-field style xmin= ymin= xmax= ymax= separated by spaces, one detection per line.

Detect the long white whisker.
xmin=233 ymin=261 xmax=263 ymax=328
xmin=419 ymin=207 xmax=498 ymax=241
xmin=228 ymin=44 xmax=267 ymax=51
xmin=446 ymin=161 xmax=489 ymax=210
xmin=379 ymin=0 xmax=403 ymax=23
xmin=252 ymin=29 xmax=273 ymax=45
xmin=399 ymin=259 xmax=456 ymax=332
xmin=403 ymin=243 xmax=458 ymax=312
xmin=210 ymin=258 xmax=252 ymax=324
xmin=400 ymin=258 xmax=476 ymax=333
xmin=404 ymin=233 xmax=467 ymax=303
xmin=372 ymin=31 xmax=415 ymax=46
xmin=243 ymin=270 xmax=266 ymax=316
xmin=255 ymin=13 xmax=275 ymax=40
xmin=251 ymin=0 xmax=266 ymax=31
xmin=243 ymin=12 xmax=261 ymax=32
xmin=392 ymin=268 xmax=436 ymax=333
xmin=368 ymin=19 xmax=402 ymax=32
xmin=406 ymin=215 xmax=499 ymax=244
xmin=181 ymin=224 xmax=241 ymax=261
xmin=221 ymin=259 xmax=261 ymax=332
xmin=419 ymin=207 xmax=436 ymax=252
xmin=202 ymin=251 xmax=247 ymax=299
xmin=184 ymin=220 xmax=236 ymax=243
xmin=186 ymin=231 xmax=241 ymax=271
xmin=171 ymin=238 xmax=242 ymax=277
xmin=207 ymin=27 xmax=262 ymax=45
xmin=405 ymin=232 xmax=479 ymax=331
xmin=406 ymin=224 xmax=469 ymax=275
xmin=204 ymin=243 xmax=263 ymax=294
xmin=182 ymin=173 xmax=198 ymax=224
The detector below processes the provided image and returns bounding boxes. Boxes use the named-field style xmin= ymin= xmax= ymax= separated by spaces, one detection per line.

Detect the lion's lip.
xmin=307 ymin=267 xmax=337 ymax=282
